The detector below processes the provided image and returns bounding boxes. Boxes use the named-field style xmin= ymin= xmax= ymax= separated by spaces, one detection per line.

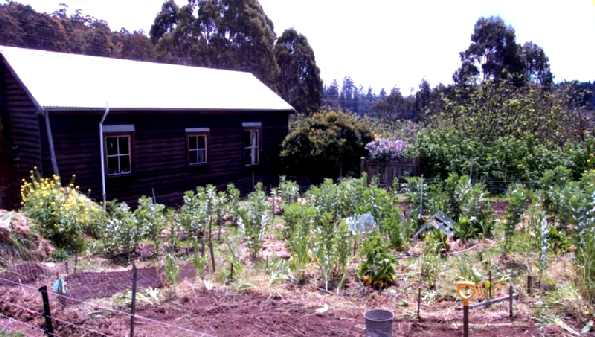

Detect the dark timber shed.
xmin=0 ymin=46 xmax=294 ymax=208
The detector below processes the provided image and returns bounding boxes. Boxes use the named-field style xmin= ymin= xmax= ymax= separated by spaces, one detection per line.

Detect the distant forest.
xmin=0 ymin=0 xmax=594 ymax=120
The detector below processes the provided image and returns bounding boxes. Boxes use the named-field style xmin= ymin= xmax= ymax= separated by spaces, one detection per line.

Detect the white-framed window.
xmin=242 ymin=128 xmax=260 ymax=166
xmin=105 ymin=134 xmax=132 ymax=176
xmin=187 ymin=133 xmax=207 ymax=165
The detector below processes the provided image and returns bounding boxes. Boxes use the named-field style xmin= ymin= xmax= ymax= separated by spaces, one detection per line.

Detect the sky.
xmin=14 ymin=0 xmax=595 ymax=93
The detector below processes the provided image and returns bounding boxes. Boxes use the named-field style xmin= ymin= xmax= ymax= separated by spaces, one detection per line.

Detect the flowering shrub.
xmin=21 ymin=172 xmax=105 ymax=252
xmin=365 ymin=138 xmax=408 ymax=161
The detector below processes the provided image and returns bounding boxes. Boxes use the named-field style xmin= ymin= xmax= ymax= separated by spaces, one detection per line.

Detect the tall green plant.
xmin=238 ymin=183 xmax=270 ymax=259
xmin=505 ymin=185 xmax=529 ymax=251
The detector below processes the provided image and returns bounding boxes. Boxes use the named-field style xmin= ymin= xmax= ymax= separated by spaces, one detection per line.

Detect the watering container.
xmin=364 ymin=309 xmax=393 ymax=337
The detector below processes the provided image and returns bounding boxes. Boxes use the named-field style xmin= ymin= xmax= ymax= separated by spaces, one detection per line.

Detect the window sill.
xmin=189 ymin=162 xmax=208 ymax=167
xmin=107 ymin=173 xmax=132 ymax=178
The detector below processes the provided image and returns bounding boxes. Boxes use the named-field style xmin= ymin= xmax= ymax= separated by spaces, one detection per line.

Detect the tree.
xmin=149 ymin=0 xmax=178 ymax=43
xmin=151 ymin=0 xmax=280 ymax=89
xmin=454 ymin=16 xmax=552 ymax=87
xmin=521 ymin=42 xmax=552 ymax=86
xmin=274 ymin=28 xmax=322 ymax=114
xmin=414 ymin=79 xmax=432 ymax=120
xmin=280 ymin=110 xmax=373 ymax=181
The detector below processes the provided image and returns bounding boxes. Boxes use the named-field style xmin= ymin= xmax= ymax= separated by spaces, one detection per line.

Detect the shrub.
xmin=358 ymin=233 xmax=396 ymax=290
xmin=21 ymin=173 xmax=105 ymax=253
xmin=287 ymin=210 xmax=313 ymax=283
xmin=238 ymin=183 xmax=270 ymax=259
xmin=280 ymin=110 xmax=374 ymax=180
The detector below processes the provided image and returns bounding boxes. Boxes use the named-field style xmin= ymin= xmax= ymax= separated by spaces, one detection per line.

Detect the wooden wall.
xmin=0 ymin=56 xmax=43 ymax=209
xmin=47 ymin=110 xmax=290 ymax=205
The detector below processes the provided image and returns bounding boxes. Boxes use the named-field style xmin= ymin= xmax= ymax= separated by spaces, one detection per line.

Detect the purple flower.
xmin=365 ymin=139 xmax=408 ymax=161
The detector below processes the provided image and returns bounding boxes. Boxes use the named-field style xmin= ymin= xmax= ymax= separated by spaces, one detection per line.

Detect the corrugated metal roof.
xmin=0 ymin=45 xmax=294 ymax=112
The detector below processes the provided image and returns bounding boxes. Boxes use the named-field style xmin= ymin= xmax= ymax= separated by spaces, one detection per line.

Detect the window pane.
xmin=118 ymin=137 xmax=129 ymax=155
xmin=188 ymin=136 xmax=197 ymax=150
xmin=242 ymin=130 xmax=251 ymax=147
xmin=106 ymin=137 xmax=117 ymax=155
xmin=120 ymin=155 xmax=131 ymax=173
xmin=197 ymin=136 xmax=206 ymax=149
xmin=107 ymin=157 xmax=119 ymax=175
xmin=242 ymin=148 xmax=251 ymax=164
xmin=251 ymin=130 xmax=258 ymax=147
xmin=196 ymin=149 xmax=204 ymax=163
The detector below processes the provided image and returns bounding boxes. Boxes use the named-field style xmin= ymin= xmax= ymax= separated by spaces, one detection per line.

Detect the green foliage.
xmin=404 ymin=176 xmax=429 ymax=218
xmin=164 ymin=253 xmax=179 ymax=289
xmin=505 ymin=185 xmax=530 ymax=251
xmin=416 ymin=127 xmax=586 ymax=184
xmin=0 ymin=331 xmax=24 ymax=337
xmin=358 ymin=233 xmax=396 ymax=290
xmin=455 ymin=179 xmax=494 ymax=240
xmin=21 ymin=173 xmax=106 ymax=253
xmin=281 ymin=110 xmax=374 ymax=180
xmin=238 ymin=183 xmax=270 ymax=259
xmin=421 ymin=231 xmax=443 ymax=288
xmin=286 ymin=205 xmax=314 ymax=283
xmin=278 ymin=176 xmax=300 ymax=205
xmin=226 ymin=184 xmax=241 ymax=224
xmin=102 ymin=197 xmax=166 ymax=258
xmin=283 ymin=203 xmax=317 ymax=240
xmin=311 ymin=212 xmax=352 ymax=291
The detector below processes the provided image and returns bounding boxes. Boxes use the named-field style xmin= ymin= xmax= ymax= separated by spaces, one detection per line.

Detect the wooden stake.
xmin=38 ymin=286 xmax=54 ymax=337
xmin=417 ymin=287 xmax=422 ymax=321
xmin=508 ymin=285 xmax=514 ymax=321
xmin=130 ymin=264 xmax=138 ymax=337
xmin=527 ymin=275 xmax=533 ymax=296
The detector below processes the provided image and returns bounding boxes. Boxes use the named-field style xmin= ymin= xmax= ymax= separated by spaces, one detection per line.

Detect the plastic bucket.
xmin=365 ymin=309 xmax=394 ymax=337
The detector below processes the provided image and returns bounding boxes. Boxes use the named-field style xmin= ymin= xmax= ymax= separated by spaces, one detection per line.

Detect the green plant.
xmin=226 ymin=184 xmax=241 ymax=224
xmin=380 ymin=207 xmax=406 ymax=250
xmin=164 ymin=253 xmax=179 ymax=291
xmin=238 ymin=183 xmax=270 ymax=259
xmin=505 ymin=185 xmax=529 ymax=251
xmin=278 ymin=176 xmax=300 ymax=205
xmin=421 ymin=237 xmax=442 ymax=289
xmin=102 ymin=197 xmax=166 ymax=259
xmin=135 ymin=196 xmax=166 ymax=254
xmin=222 ymin=229 xmax=243 ymax=284
xmin=358 ymin=233 xmax=396 ymax=290
xmin=311 ymin=212 xmax=352 ymax=291
xmin=283 ymin=203 xmax=317 ymax=240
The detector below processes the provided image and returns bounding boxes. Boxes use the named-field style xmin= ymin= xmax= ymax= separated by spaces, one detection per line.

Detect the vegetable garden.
xmin=0 ymin=167 xmax=593 ymax=336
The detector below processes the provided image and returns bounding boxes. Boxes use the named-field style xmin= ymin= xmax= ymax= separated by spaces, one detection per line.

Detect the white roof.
xmin=0 ymin=45 xmax=293 ymax=112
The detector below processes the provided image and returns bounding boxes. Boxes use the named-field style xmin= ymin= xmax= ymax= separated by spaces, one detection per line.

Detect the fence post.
xmin=38 ymin=286 xmax=54 ymax=337
xmin=417 ymin=287 xmax=421 ymax=321
xmin=130 ymin=263 xmax=138 ymax=337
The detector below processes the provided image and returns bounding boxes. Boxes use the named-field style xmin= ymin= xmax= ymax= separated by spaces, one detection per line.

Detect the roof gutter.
xmin=43 ymin=108 xmax=60 ymax=177
xmin=99 ymin=105 xmax=110 ymax=206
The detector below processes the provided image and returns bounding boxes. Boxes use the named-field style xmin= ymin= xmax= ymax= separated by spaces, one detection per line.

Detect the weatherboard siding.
xmin=46 ymin=111 xmax=289 ymax=205
xmin=0 ymin=56 xmax=43 ymax=208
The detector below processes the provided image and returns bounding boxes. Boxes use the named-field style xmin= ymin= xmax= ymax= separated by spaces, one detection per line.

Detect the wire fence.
xmin=0 ymin=257 xmax=217 ymax=337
